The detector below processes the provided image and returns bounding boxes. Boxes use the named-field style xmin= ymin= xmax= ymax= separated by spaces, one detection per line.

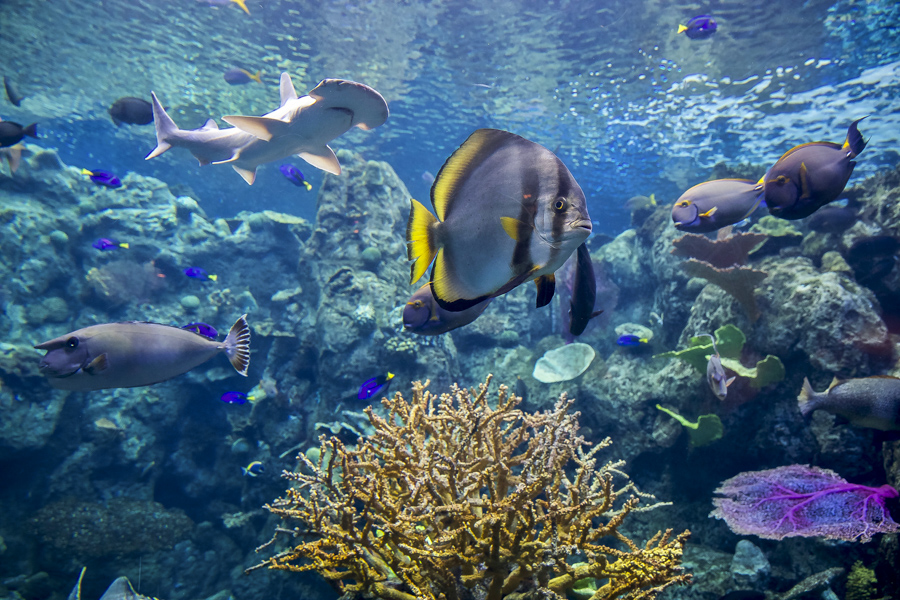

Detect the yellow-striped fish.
xmin=407 ymin=129 xmax=591 ymax=311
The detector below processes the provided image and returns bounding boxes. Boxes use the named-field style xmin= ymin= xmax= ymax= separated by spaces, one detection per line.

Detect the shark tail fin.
xmin=145 ymin=91 xmax=177 ymax=160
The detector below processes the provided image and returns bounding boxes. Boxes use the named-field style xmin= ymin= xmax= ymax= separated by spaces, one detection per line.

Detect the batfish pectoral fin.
xmin=84 ymin=354 xmax=109 ymax=375
xmin=231 ymin=165 xmax=257 ymax=185
xmin=221 ymin=115 xmax=288 ymax=141
xmin=279 ymin=72 xmax=299 ymax=106
xmin=500 ymin=216 xmax=530 ymax=241
xmin=534 ymin=274 xmax=555 ymax=308
xmin=799 ymin=163 xmax=811 ymax=200
xmin=298 ymin=146 xmax=341 ymax=175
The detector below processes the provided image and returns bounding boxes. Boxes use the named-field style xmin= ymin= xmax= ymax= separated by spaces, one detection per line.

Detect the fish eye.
xmin=553 ymin=198 xmax=568 ymax=212
xmin=413 ymin=300 xmax=424 ymax=308
xmin=65 ymin=337 xmax=79 ymax=349
xmin=776 ymin=175 xmax=789 ymax=185
xmin=678 ymin=201 xmax=691 ymax=207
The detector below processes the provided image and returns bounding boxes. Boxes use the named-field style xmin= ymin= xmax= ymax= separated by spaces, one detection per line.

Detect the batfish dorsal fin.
xmin=280 ymin=72 xmax=298 ymax=107
xmin=431 ymin=128 xmax=520 ymax=222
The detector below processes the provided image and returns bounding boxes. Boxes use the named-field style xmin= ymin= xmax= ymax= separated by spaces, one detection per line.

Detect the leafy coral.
xmin=251 ymin=376 xmax=691 ymax=600
xmin=655 ymin=405 xmax=724 ymax=447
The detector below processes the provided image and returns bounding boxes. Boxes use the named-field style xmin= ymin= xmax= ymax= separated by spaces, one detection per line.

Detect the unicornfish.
xmin=35 ymin=315 xmax=251 ymax=391
xmin=407 ymin=128 xmax=592 ymax=311
xmin=146 ymin=73 xmax=388 ymax=184
xmin=671 ymin=178 xmax=764 ymax=233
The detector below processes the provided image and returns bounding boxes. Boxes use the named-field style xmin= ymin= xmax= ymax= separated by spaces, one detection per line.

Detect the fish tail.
xmin=797 ymin=377 xmax=819 ymax=417
xmin=23 ymin=123 xmax=37 ymax=138
xmin=145 ymin=92 xmax=176 ymax=160
xmin=677 ymin=24 xmax=688 ymax=33
xmin=844 ymin=116 xmax=868 ymax=158
xmin=208 ymin=274 xmax=218 ymax=281
xmin=119 ymin=243 xmax=129 ymax=249
xmin=252 ymin=70 xmax=262 ymax=84
xmin=406 ymin=198 xmax=439 ymax=284
xmin=231 ymin=0 xmax=250 ymax=14
xmin=303 ymin=181 xmax=312 ymax=191
xmin=224 ymin=314 xmax=251 ymax=376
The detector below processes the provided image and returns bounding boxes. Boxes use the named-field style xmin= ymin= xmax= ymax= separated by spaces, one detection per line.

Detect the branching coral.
xmin=249 ymin=376 xmax=690 ymax=600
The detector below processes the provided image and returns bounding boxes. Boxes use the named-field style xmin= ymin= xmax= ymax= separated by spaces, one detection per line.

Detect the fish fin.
xmin=431 ymin=128 xmax=517 ymax=221
xmin=145 ymin=92 xmax=176 ymax=160
xmin=208 ymin=274 xmax=218 ymax=281
xmin=111 ymin=115 xmax=122 ymax=127
xmin=119 ymin=243 xmax=129 ymax=249
xmin=298 ymin=146 xmax=341 ymax=175
xmin=699 ymin=206 xmax=717 ymax=218
xmin=500 ymin=216 xmax=530 ymax=241
xmin=677 ymin=24 xmax=688 ymax=33
xmin=200 ymin=118 xmax=219 ymax=131
xmin=534 ymin=274 xmax=555 ymax=308
xmin=231 ymin=165 xmax=257 ymax=185
xmin=725 ymin=376 xmax=736 ymax=387
xmin=252 ymin=70 xmax=262 ymax=84
xmin=843 ymin=116 xmax=868 ymax=158
xmin=797 ymin=377 xmax=818 ymax=417
xmin=23 ymin=123 xmax=37 ymax=138
xmin=590 ymin=310 xmax=604 ymax=319
xmin=826 ymin=376 xmax=843 ymax=391
xmin=80 ymin=168 xmax=93 ymax=176
xmin=303 ymin=181 xmax=312 ymax=191
xmin=798 ymin=163 xmax=811 ymax=200
xmin=4 ymin=146 xmax=21 ymax=173
xmin=407 ymin=198 xmax=439 ymax=284
xmin=67 ymin=567 xmax=86 ymax=600
xmin=280 ymin=72 xmax=299 ymax=106
xmin=231 ymin=0 xmax=250 ymax=14
xmin=223 ymin=314 xmax=251 ymax=376
xmin=84 ymin=354 xmax=109 ymax=375
xmin=221 ymin=115 xmax=287 ymax=141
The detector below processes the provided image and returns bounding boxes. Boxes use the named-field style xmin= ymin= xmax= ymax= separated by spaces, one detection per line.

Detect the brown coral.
xmin=250 ymin=376 xmax=690 ymax=600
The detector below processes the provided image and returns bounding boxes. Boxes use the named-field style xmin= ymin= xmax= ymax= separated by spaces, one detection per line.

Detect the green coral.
xmin=846 ymin=560 xmax=877 ymax=600
xmin=749 ymin=215 xmax=802 ymax=238
xmin=656 ymin=405 xmax=724 ymax=447
xmin=655 ymin=324 xmax=784 ymax=388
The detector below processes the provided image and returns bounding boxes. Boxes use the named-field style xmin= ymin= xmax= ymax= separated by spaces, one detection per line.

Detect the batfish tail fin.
xmin=146 ymin=92 xmax=177 ymax=160
xmin=407 ymin=198 xmax=439 ymax=284
xmin=223 ymin=314 xmax=251 ymax=376
xmin=844 ymin=116 xmax=868 ymax=158
xmin=797 ymin=377 xmax=820 ymax=417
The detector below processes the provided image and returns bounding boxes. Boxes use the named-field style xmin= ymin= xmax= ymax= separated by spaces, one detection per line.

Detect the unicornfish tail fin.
xmin=146 ymin=92 xmax=176 ymax=160
xmin=844 ymin=116 xmax=868 ymax=158
xmin=223 ymin=314 xmax=251 ymax=376
xmin=407 ymin=198 xmax=439 ymax=284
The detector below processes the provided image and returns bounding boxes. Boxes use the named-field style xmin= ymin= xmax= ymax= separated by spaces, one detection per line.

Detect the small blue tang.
xmin=242 ymin=461 xmax=264 ymax=476
xmin=92 ymin=238 xmax=129 ymax=251
xmin=82 ymin=168 xmax=122 ymax=188
xmin=182 ymin=322 xmax=218 ymax=338
xmin=184 ymin=267 xmax=217 ymax=281
xmin=617 ymin=334 xmax=649 ymax=347
xmin=358 ymin=372 xmax=395 ymax=400
xmin=221 ymin=391 xmax=254 ymax=405
xmin=678 ymin=15 xmax=717 ymax=40
xmin=279 ymin=164 xmax=312 ymax=190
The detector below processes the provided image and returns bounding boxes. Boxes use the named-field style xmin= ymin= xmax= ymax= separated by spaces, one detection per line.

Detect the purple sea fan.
xmin=710 ymin=464 xmax=900 ymax=542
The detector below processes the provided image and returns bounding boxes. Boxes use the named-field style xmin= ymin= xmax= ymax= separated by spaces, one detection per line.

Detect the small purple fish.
xmin=82 ymin=169 xmax=122 ymax=188
xmin=92 ymin=238 xmax=129 ymax=251
xmin=279 ymin=164 xmax=312 ymax=190
xmin=223 ymin=68 xmax=261 ymax=85
xmin=182 ymin=322 xmax=218 ymax=339
xmin=358 ymin=373 xmax=394 ymax=400
xmin=184 ymin=267 xmax=217 ymax=281
xmin=678 ymin=15 xmax=717 ymax=40
xmin=221 ymin=391 xmax=254 ymax=404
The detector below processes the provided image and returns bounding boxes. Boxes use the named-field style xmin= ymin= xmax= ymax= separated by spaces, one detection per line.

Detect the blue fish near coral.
xmin=184 ymin=267 xmax=217 ymax=281
xmin=358 ymin=373 xmax=394 ymax=400
xmin=678 ymin=15 xmax=717 ymax=39
xmin=242 ymin=461 xmax=264 ymax=477
xmin=279 ymin=164 xmax=312 ymax=190
xmin=182 ymin=322 xmax=218 ymax=338
xmin=92 ymin=238 xmax=129 ymax=251
xmin=617 ymin=335 xmax=649 ymax=347
xmin=81 ymin=169 xmax=122 ymax=188
xmin=221 ymin=391 xmax=254 ymax=405
xmin=224 ymin=67 xmax=262 ymax=85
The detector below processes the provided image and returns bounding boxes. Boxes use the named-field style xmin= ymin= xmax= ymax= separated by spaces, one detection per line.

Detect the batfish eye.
xmin=553 ymin=198 xmax=567 ymax=212
xmin=65 ymin=337 xmax=79 ymax=349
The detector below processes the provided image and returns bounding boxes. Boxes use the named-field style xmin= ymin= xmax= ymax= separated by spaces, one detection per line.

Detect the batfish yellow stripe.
xmin=406 ymin=198 xmax=439 ymax=284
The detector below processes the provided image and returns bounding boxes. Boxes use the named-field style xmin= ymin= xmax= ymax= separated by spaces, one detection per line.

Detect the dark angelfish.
xmin=109 ymin=96 xmax=154 ymax=126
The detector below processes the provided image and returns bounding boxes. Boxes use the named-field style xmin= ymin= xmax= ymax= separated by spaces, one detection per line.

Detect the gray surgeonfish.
xmin=672 ymin=179 xmax=765 ymax=233
xmin=35 ymin=314 xmax=251 ymax=391
xmin=764 ymin=117 xmax=867 ymax=220
xmin=407 ymin=128 xmax=592 ymax=311
xmin=146 ymin=73 xmax=388 ymax=184
xmin=402 ymin=282 xmax=491 ymax=335
xmin=798 ymin=376 xmax=900 ymax=431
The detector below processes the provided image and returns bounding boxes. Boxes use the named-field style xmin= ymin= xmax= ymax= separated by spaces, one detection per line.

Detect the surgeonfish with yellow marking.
xmin=764 ymin=117 xmax=868 ymax=220
xmin=672 ymin=179 xmax=765 ymax=233
xmin=403 ymin=282 xmax=491 ymax=335
xmin=406 ymin=128 xmax=591 ymax=312
xmin=798 ymin=375 xmax=900 ymax=431
xmin=35 ymin=315 xmax=250 ymax=391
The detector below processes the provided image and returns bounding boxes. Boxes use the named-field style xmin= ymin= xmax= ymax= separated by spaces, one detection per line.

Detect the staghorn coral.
xmin=250 ymin=376 xmax=691 ymax=600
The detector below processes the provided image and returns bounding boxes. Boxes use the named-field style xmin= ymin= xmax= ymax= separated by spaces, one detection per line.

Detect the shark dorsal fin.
xmin=200 ymin=119 xmax=219 ymax=131
xmin=280 ymin=72 xmax=298 ymax=107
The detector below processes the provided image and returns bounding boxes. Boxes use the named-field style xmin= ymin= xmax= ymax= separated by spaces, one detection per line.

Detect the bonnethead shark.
xmin=146 ymin=73 xmax=388 ymax=184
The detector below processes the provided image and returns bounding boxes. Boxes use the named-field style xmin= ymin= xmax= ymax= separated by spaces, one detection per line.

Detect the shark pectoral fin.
xmin=279 ymin=72 xmax=299 ymax=106
xmin=84 ymin=354 xmax=109 ymax=375
xmin=299 ymin=146 xmax=341 ymax=175
xmin=221 ymin=115 xmax=288 ymax=141
xmin=232 ymin=165 xmax=257 ymax=185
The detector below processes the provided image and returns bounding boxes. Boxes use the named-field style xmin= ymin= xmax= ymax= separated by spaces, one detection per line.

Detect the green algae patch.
xmin=656 ymin=405 xmax=724 ymax=447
